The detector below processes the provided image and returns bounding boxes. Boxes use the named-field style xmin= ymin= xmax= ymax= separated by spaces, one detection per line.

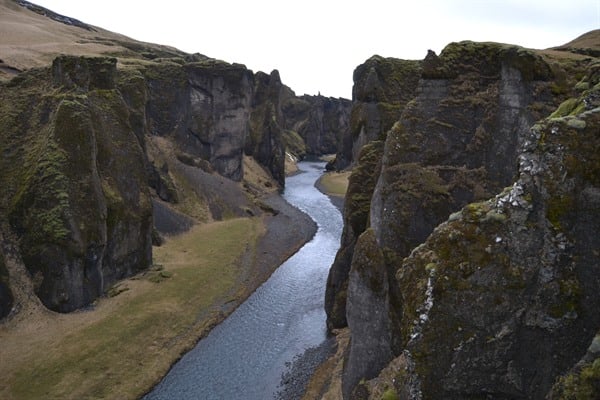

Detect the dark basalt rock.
xmin=385 ymin=86 xmax=600 ymax=399
xmin=247 ymin=70 xmax=286 ymax=188
xmin=16 ymin=0 xmax=97 ymax=31
xmin=281 ymin=87 xmax=351 ymax=158
xmin=329 ymin=39 xmax=600 ymax=398
xmin=52 ymin=55 xmax=117 ymax=90
xmin=0 ymin=251 xmax=12 ymax=319
xmin=0 ymin=52 xmax=305 ymax=314
xmin=2 ymin=57 xmax=152 ymax=312
xmin=325 ymin=140 xmax=384 ymax=330
xmin=333 ymin=56 xmax=422 ymax=170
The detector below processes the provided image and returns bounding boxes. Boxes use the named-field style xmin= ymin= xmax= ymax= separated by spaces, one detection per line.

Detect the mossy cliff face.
xmin=325 ymin=140 xmax=384 ymax=329
xmin=246 ymin=70 xmax=285 ymax=187
xmin=330 ymin=41 xmax=600 ymax=398
xmin=379 ymin=79 xmax=600 ymax=399
xmin=0 ymin=53 xmax=303 ymax=314
xmin=281 ymin=88 xmax=351 ymax=157
xmin=549 ymin=331 xmax=600 ymax=399
xmin=333 ymin=56 xmax=422 ymax=170
xmin=1 ymin=56 xmax=152 ymax=312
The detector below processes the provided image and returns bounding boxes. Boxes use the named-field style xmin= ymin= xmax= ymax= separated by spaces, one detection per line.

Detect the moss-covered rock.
xmin=1 ymin=56 xmax=152 ymax=312
xmin=335 ymin=39 xmax=600 ymax=397
xmin=247 ymin=70 xmax=286 ymax=188
xmin=549 ymin=332 xmax=600 ymax=399
xmin=325 ymin=141 xmax=384 ymax=330
xmin=281 ymin=86 xmax=351 ymax=158
xmin=334 ymin=57 xmax=421 ymax=170
xmin=366 ymin=62 xmax=599 ymax=399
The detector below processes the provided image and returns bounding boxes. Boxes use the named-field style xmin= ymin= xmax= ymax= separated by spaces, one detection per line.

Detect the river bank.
xmin=145 ymin=161 xmax=343 ymax=400
xmin=315 ymin=170 xmax=350 ymax=212
xmin=0 ymin=191 xmax=316 ymax=400
xmin=271 ymin=169 xmax=349 ymax=400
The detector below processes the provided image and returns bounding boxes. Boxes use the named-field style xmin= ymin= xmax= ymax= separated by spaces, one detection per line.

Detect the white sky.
xmin=33 ymin=0 xmax=600 ymax=99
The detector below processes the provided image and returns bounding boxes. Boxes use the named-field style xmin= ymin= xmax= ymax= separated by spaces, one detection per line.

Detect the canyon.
xmin=1 ymin=0 xmax=599 ymax=399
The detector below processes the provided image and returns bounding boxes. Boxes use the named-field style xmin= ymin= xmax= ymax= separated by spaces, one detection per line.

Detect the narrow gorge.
xmin=1 ymin=1 xmax=599 ymax=399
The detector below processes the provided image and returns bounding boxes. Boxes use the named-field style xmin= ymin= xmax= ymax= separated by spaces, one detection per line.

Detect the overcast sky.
xmin=34 ymin=0 xmax=600 ymax=99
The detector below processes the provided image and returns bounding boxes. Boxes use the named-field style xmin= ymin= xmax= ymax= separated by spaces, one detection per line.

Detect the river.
xmin=144 ymin=161 xmax=343 ymax=400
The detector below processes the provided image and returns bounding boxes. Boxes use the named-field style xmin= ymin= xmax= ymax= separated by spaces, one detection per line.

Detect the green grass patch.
xmin=319 ymin=171 xmax=351 ymax=197
xmin=7 ymin=217 xmax=261 ymax=400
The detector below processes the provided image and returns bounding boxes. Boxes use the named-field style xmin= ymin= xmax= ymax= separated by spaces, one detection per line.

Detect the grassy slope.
xmin=0 ymin=0 xmax=186 ymax=80
xmin=0 ymin=218 xmax=262 ymax=399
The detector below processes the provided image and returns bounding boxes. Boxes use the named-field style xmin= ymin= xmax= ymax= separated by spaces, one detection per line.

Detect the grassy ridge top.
xmin=0 ymin=0 xmax=189 ymax=81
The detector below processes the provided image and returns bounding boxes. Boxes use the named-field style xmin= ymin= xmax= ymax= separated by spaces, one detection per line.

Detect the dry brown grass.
xmin=0 ymin=0 xmax=184 ymax=81
xmin=243 ymin=155 xmax=279 ymax=191
xmin=0 ymin=218 xmax=263 ymax=400
xmin=554 ymin=29 xmax=600 ymax=51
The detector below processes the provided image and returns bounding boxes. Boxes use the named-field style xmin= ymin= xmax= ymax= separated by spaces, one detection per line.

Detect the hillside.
xmin=0 ymin=0 xmax=189 ymax=80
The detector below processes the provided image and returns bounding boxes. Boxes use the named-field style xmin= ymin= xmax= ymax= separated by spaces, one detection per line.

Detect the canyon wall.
xmin=0 ymin=50 xmax=348 ymax=313
xmin=324 ymin=34 xmax=600 ymax=399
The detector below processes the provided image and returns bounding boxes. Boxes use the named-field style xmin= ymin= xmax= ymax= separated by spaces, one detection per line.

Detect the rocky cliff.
xmin=332 ymin=56 xmax=422 ymax=170
xmin=0 ymin=57 xmax=152 ymax=312
xmin=0 ymin=47 xmax=310 ymax=313
xmin=281 ymin=89 xmax=351 ymax=158
xmin=324 ymin=32 xmax=600 ymax=399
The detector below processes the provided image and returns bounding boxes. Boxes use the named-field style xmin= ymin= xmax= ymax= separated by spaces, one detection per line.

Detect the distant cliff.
xmin=281 ymin=89 xmax=351 ymax=158
xmin=324 ymin=31 xmax=600 ymax=399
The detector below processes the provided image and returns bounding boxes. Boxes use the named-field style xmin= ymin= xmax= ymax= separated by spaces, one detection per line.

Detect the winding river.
xmin=145 ymin=161 xmax=343 ymax=400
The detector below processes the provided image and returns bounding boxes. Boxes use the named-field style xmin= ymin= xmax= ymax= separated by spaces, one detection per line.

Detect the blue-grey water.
xmin=145 ymin=161 xmax=343 ymax=400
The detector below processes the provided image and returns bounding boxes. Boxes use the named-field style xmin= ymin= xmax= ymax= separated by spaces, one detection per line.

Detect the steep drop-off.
xmin=281 ymin=89 xmax=352 ymax=158
xmin=323 ymin=32 xmax=600 ymax=399
xmin=0 ymin=0 xmax=349 ymax=315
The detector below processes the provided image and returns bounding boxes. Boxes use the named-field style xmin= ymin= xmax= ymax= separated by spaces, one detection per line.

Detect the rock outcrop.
xmin=370 ymin=72 xmax=600 ymax=399
xmin=1 ymin=57 xmax=152 ymax=312
xmin=142 ymin=58 xmax=255 ymax=182
xmin=325 ymin=140 xmax=384 ymax=329
xmin=324 ymin=37 xmax=600 ymax=398
xmin=333 ymin=56 xmax=422 ymax=170
xmin=247 ymin=70 xmax=286 ymax=187
xmin=0 ymin=51 xmax=303 ymax=314
xmin=281 ymin=90 xmax=351 ymax=157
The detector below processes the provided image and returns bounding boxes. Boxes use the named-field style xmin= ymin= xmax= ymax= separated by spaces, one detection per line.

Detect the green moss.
xmin=353 ymin=229 xmax=387 ymax=293
xmin=382 ymin=388 xmax=399 ymax=400
xmin=554 ymin=358 xmax=600 ymax=399
xmin=566 ymin=118 xmax=586 ymax=130
xmin=550 ymin=278 xmax=582 ymax=318
xmin=281 ymin=129 xmax=307 ymax=159
xmin=575 ymin=80 xmax=590 ymax=91
xmin=346 ymin=141 xmax=384 ymax=234
xmin=426 ymin=41 xmax=549 ymax=80
xmin=10 ymin=136 xmax=71 ymax=245
xmin=550 ymin=98 xmax=585 ymax=118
